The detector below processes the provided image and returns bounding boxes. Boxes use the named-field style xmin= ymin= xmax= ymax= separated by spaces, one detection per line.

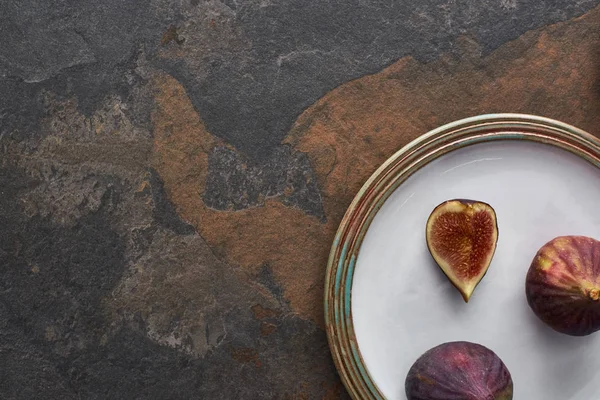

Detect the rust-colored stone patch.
xmin=151 ymin=74 xmax=334 ymax=324
xmin=230 ymin=347 xmax=261 ymax=368
xmin=252 ymin=304 xmax=279 ymax=320
xmin=260 ymin=322 xmax=277 ymax=336
xmin=322 ymin=381 xmax=345 ymax=400
xmin=152 ymin=7 xmax=600 ymax=327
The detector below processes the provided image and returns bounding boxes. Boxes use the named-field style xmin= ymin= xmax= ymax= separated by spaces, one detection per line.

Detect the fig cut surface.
xmin=426 ymin=199 xmax=498 ymax=302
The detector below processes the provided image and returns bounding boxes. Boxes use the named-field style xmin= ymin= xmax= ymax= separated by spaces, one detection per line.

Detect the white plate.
xmin=352 ymin=139 xmax=600 ymax=399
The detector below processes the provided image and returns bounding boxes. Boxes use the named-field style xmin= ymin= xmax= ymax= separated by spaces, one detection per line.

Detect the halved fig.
xmin=526 ymin=235 xmax=600 ymax=336
xmin=405 ymin=341 xmax=513 ymax=400
xmin=426 ymin=199 xmax=498 ymax=302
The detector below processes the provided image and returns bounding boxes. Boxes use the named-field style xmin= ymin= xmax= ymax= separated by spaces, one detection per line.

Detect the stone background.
xmin=1 ymin=1 xmax=600 ymax=398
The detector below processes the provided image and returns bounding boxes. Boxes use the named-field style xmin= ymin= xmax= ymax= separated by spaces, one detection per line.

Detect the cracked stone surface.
xmin=1 ymin=1 xmax=600 ymax=398
xmin=204 ymin=145 xmax=325 ymax=220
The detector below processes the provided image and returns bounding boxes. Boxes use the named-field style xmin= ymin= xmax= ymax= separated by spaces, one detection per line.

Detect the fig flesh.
xmin=426 ymin=199 xmax=498 ymax=302
xmin=405 ymin=341 xmax=513 ymax=400
xmin=526 ymin=235 xmax=600 ymax=336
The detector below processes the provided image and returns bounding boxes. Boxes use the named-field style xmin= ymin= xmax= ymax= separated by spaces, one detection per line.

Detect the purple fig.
xmin=426 ymin=199 xmax=499 ymax=302
xmin=526 ymin=235 xmax=600 ymax=336
xmin=405 ymin=341 xmax=513 ymax=400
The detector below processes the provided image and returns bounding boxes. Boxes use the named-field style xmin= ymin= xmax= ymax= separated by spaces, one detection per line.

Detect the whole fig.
xmin=405 ymin=341 xmax=513 ymax=400
xmin=526 ymin=235 xmax=600 ymax=336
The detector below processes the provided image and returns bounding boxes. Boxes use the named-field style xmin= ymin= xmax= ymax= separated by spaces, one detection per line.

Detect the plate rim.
xmin=323 ymin=113 xmax=600 ymax=400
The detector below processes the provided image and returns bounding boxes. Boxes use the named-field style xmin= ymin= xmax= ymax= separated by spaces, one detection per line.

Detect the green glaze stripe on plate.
xmin=344 ymin=255 xmax=356 ymax=320
xmin=324 ymin=113 xmax=600 ymax=400
xmin=334 ymin=243 xmax=349 ymax=326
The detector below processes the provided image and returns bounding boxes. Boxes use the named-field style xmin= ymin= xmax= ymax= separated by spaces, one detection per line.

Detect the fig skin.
xmin=526 ymin=235 xmax=600 ymax=336
xmin=405 ymin=341 xmax=513 ymax=400
xmin=426 ymin=199 xmax=499 ymax=302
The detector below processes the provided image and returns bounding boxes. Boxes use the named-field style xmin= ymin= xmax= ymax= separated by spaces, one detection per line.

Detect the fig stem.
xmin=588 ymin=288 xmax=600 ymax=301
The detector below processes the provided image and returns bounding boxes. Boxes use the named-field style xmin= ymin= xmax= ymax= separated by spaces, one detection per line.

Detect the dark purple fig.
xmin=405 ymin=341 xmax=513 ymax=400
xmin=426 ymin=199 xmax=499 ymax=302
xmin=526 ymin=235 xmax=600 ymax=336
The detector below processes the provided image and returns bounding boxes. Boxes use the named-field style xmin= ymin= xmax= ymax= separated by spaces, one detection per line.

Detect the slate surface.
xmin=1 ymin=1 xmax=600 ymax=398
